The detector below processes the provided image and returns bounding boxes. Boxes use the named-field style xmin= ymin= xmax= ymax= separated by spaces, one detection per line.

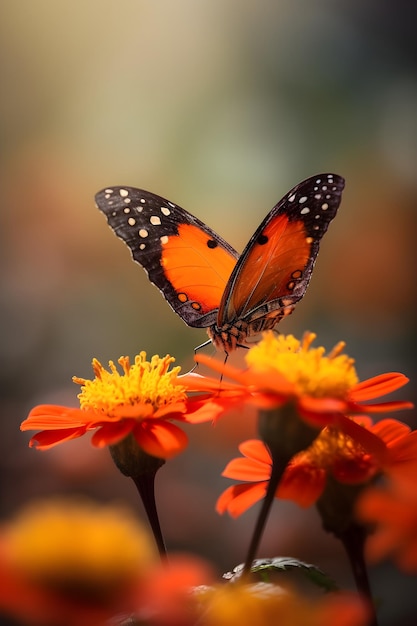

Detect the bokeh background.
xmin=1 ymin=1 xmax=416 ymax=624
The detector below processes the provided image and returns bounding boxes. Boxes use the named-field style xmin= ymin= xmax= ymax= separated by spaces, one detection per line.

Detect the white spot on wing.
xmin=123 ymin=207 xmax=131 ymax=213
xmin=105 ymin=188 xmax=113 ymax=193
xmin=119 ymin=189 xmax=129 ymax=197
xmin=300 ymin=206 xmax=310 ymax=214
xmin=321 ymin=203 xmax=329 ymax=210
xmin=150 ymin=215 xmax=161 ymax=226
xmin=299 ymin=196 xmax=308 ymax=203
xmin=139 ymin=229 xmax=148 ymax=238
xmin=128 ymin=217 xmax=136 ymax=226
xmin=161 ymin=207 xmax=171 ymax=216
xmin=139 ymin=243 xmax=146 ymax=250
xmin=160 ymin=235 xmax=169 ymax=245
xmin=288 ymin=193 xmax=296 ymax=202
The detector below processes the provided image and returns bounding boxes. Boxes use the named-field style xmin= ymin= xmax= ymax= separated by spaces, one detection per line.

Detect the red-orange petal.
xmin=371 ymin=419 xmax=411 ymax=446
xmin=180 ymin=372 xmax=244 ymax=393
xmin=278 ymin=462 xmax=326 ymax=507
xmin=28 ymin=427 xmax=88 ymax=450
xmin=194 ymin=354 xmax=250 ymax=386
xmin=216 ymin=482 xmax=267 ymax=517
xmin=387 ymin=431 xmax=417 ymax=478
xmin=21 ymin=405 xmax=90 ymax=430
xmin=222 ymin=457 xmax=271 ymax=481
xmin=134 ymin=421 xmax=188 ymax=459
xmin=182 ymin=396 xmax=234 ymax=424
xmin=90 ymin=420 xmax=134 ymax=448
xmin=356 ymin=400 xmax=414 ymax=413
xmin=350 ymin=373 xmax=409 ymax=402
xmin=238 ymin=439 xmax=272 ymax=464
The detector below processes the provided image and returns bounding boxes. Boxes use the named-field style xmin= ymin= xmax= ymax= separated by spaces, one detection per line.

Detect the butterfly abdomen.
xmin=208 ymin=300 xmax=295 ymax=352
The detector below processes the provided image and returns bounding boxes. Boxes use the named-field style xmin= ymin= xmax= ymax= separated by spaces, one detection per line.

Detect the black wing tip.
xmin=95 ymin=186 xmax=133 ymax=202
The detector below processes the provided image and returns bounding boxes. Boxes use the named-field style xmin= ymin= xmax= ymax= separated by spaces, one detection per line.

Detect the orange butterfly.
xmin=95 ymin=174 xmax=344 ymax=352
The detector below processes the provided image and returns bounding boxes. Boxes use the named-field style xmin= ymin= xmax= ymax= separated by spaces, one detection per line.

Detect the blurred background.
xmin=1 ymin=0 xmax=416 ymax=624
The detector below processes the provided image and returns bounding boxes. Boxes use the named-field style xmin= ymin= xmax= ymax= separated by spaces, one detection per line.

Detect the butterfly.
xmin=95 ymin=174 xmax=344 ymax=353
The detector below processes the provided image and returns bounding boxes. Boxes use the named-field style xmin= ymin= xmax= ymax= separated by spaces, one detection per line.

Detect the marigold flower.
xmin=197 ymin=583 xmax=369 ymax=626
xmin=21 ymin=352 xmax=220 ymax=459
xmin=357 ymin=476 xmax=417 ymax=573
xmin=195 ymin=332 xmax=412 ymax=431
xmin=0 ymin=498 xmax=156 ymax=626
xmin=217 ymin=417 xmax=417 ymax=517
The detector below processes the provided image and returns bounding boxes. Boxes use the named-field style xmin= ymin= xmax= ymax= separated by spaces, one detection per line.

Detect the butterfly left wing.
xmin=95 ymin=186 xmax=238 ymax=328
xmin=215 ymin=174 xmax=345 ymax=343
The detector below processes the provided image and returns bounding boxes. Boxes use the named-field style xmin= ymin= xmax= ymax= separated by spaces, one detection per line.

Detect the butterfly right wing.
xmin=95 ymin=186 xmax=239 ymax=328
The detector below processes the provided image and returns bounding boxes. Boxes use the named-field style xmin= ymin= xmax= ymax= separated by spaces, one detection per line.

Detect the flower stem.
xmin=109 ymin=435 xmax=167 ymax=560
xmin=131 ymin=471 xmax=167 ymax=560
xmin=339 ymin=523 xmax=378 ymax=626
xmin=242 ymin=458 xmax=283 ymax=579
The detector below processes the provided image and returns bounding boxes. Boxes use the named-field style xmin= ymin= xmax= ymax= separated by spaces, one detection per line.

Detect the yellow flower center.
xmin=304 ymin=425 xmax=369 ymax=472
xmin=73 ymin=352 xmax=186 ymax=415
xmin=246 ymin=332 xmax=358 ymax=398
xmin=4 ymin=498 xmax=156 ymax=589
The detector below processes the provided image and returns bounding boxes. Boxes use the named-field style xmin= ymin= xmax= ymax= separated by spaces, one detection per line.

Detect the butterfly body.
xmin=95 ymin=174 xmax=344 ymax=352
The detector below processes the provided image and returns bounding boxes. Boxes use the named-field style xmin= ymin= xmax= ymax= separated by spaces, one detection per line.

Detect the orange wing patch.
xmin=228 ymin=216 xmax=311 ymax=317
xmin=161 ymin=224 xmax=237 ymax=315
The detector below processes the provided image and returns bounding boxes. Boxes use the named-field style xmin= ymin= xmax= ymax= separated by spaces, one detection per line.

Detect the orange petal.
xmin=134 ymin=421 xmax=188 ymax=459
xmin=194 ymin=354 xmax=250 ymax=385
xmin=21 ymin=405 xmax=89 ymax=430
xmin=387 ymin=431 xmax=417 ymax=474
xmin=91 ymin=420 xmax=134 ymax=448
xmin=28 ymin=427 xmax=88 ymax=450
xmin=278 ymin=462 xmax=326 ymax=507
xmin=357 ymin=400 xmax=414 ymax=413
xmin=182 ymin=396 xmax=234 ymax=424
xmin=371 ymin=419 xmax=410 ymax=446
xmin=350 ymin=373 xmax=409 ymax=401
xmin=222 ymin=457 xmax=271 ymax=481
xmin=299 ymin=396 xmax=348 ymax=413
xmin=180 ymin=372 xmax=244 ymax=393
xmin=317 ymin=593 xmax=370 ymax=626
xmin=216 ymin=482 xmax=267 ymax=517
xmin=239 ymin=439 xmax=272 ymax=464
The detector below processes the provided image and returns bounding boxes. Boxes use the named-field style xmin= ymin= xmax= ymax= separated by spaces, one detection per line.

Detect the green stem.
xmin=242 ymin=458 xmax=283 ymax=579
xmin=131 ymin=471 xmax=167 ymax=560
xmin=339 ymin=523 xmax=378 ymax=626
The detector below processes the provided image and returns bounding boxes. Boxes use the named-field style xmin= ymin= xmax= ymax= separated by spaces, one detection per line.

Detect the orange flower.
xmin=21 ymin=353 xmax=220 ymax=459
xmin=0 ymin=498 xmax=156 ymax=626
xmin=357 ymin=476 xmax=417 ymax=573
xmin=194 ymin=332 xmax=412 ymax=431
xmin=217 ymin=417 xmax=417 ymax=517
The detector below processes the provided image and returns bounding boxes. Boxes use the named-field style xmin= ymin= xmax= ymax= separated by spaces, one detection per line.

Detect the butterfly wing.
xmin=95 ymin=187 xmax=238 ymax=328
xmin=217 ymin=173 xmax=345 ymax=331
